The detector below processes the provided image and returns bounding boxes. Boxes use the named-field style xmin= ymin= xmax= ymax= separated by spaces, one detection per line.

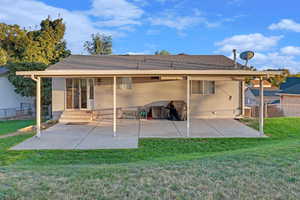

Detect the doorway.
xmin=66 ymin=78 xmax=88 ymax=109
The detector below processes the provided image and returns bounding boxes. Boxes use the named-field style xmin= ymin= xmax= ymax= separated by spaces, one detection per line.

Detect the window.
xmin=118 ymin=77 xmax=132 ymax=90
xmin=192 ymin=80 xmax=215 ymax=95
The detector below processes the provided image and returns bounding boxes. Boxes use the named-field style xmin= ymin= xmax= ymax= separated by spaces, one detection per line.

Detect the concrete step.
xmin=63 ymin=111 xmax=92 ymax=116
xmin=59 ymin=110 xmax=92 ymax=123
xmin=59 ymin=118 xmax=92 ymax=123
xmin=60 ymin=115 xmax=92 ymax=119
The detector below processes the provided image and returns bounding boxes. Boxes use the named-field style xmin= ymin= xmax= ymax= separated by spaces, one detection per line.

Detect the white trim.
xmin=17 ymin=69 xmax=274 ymax=77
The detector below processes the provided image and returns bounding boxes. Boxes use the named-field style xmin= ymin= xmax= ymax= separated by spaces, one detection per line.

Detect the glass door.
xmin=80 ymin=79 xmax=87 ymax=109
xmin=65 ymin=78 xmax=88 ymax=110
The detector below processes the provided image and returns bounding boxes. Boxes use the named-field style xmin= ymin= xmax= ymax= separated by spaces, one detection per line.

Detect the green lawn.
xmin=0 ymin=117 xmax=299 ymax=199
xmin=0 ymin=119 xmax=34 ymax=136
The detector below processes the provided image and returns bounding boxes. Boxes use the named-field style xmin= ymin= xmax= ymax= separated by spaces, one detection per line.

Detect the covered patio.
xmin=14 ymin=55 xmax=282 ymax=150
xmin=11 ymin=119 xmax=262 ymax=150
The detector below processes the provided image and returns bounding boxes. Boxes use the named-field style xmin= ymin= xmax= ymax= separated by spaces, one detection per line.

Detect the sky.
xmin=1 ymin=0 xmax=300 ymax=72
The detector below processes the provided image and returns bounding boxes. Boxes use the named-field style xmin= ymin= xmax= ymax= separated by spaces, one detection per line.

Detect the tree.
xmin=0 ymin=17 xmax=71 ymax=64
xmin=0 ymin=48 xmax=7 ymax=65
xmin=6 ymin=62 xmax=51 ymax=105
xmin=154 ymin=50 xmax=170 ymax=55
xmin=0 ymin=17 xmax=71 ymax=105
xmin=84 ymin=33 xmax=112 ymax=55
xmin=266 ymin=68 xmax=290 ymax=87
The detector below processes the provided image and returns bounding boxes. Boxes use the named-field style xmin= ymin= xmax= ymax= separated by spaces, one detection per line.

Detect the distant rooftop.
xmin=47 ymin=54 xmax=245 ymax=71
xmin=250 ymin=88 xmax=281 ymax=97
xmin=279 ymin=77 xmax=300 ymax=95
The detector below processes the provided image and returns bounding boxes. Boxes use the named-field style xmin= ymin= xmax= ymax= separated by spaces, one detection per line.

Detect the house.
xmin=245 ymin=88 xmax=281 ymax=106
xmin=278 ymin=77 xmax=300 ymax=116
xmin=16 ymin=54 xmax=276 ymax=137
xmin=0 ymin=67 xmax=34 ymax=119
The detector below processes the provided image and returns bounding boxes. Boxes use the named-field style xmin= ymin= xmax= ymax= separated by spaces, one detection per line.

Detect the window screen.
xmin=192 ymin=80 xmax=215 ymax=95
xmin=118 ymin=77 xmax=132 ymax=90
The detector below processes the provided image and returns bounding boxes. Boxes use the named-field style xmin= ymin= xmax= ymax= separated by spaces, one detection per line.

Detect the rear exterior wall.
xmin=52 ymin=77 xmax=242 ymax=119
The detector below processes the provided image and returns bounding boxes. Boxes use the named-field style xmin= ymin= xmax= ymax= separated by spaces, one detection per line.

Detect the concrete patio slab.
xmin=11 ymin=122 xmax=138 ymax=150
xmin=11 ymin=118 xmax=262 ymax=150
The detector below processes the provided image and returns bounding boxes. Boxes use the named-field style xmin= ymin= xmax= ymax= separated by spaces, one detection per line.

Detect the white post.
xmin=187 ymin=76 xmax=190 ymax=137
xmin=241 ymin=80 xmax=245 ymax=116
xmin=36 ymin=76 xmax=41 ymax=137
xmin=113 ymin=76 xmax=117 ymax=137
xmin=259 ymin=78 xmax=264 ymax=135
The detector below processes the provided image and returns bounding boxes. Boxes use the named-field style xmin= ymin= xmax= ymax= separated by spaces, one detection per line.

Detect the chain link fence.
xmin=0 ymin=104 xmax=52 ymax=120
xmin=245 ymin=104 xmax=300 ymax=118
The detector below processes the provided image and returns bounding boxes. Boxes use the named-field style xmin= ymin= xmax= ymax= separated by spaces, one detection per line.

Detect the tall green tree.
xmin=0 ymin=17 xmax=71 ymax=106
xmin=6 ymin=62 xmax=51 ymax=105
xmin=84 ymin=33 xmax=112 ymax=55
xmin=0 ymin=17 xmax=70 ymax=64
xmin=154 ymin=50 xmax=170 ymax=55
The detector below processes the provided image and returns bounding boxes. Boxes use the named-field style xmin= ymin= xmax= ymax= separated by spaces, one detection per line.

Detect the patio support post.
xmin=241 ymin=80 xmax=245 ymax=116
xmin=259 ymin=77 xmax=264 ymax=135
xmin=113 ymin=76 xmax=117 ymax=137
xmin=187 ymin=76 xmax=190 ymax=137
xmin=31 ymin=75 xmax=41 ymax=137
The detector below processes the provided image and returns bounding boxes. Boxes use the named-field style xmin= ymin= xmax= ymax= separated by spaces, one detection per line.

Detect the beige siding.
xmin=281 ymin=95 xmax=300 ymax=116
xmin=94 ymin=77 xmax=241 ymax=118
xmin=52 ymin=77 xmax=241 ymax=118
xmin=190 ymin=81 xmax=241 ymax=118
xmin=52 ymin=77 xmax=65 ymax=119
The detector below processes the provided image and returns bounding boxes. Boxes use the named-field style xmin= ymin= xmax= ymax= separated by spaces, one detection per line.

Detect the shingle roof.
xmin=280 ymin=83 xmax=300 ymax=95
xmin=279 ymin=77 xmax=300 ymax=95
xmin=250 ymin=88 xmax=281 ymax=97
xmin=47 ymin=55 xmax=245 ymax=71
xmin=0 ymin=67 xmax=8 ymax=75
xmin=280 ymin=77 xmax=300 ymax=90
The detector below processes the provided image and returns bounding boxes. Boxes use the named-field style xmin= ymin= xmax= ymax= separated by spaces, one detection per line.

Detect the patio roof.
xmin=16 ymin=69 xmax=274 ymax=78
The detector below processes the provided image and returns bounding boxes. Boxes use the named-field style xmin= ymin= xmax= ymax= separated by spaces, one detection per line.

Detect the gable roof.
xmin=0 ymin=67 xmax=8 ymax=75
xmin=47 ymin=55 xmax=244 ymax=71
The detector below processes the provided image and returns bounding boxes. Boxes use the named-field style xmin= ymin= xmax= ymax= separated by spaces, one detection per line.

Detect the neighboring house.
xmin=17 ymin=54 xmax=273 ymax=136
xmin=0 ymin=67 xmax=34 ymax=118
xmin=278 ymin=77 xmax=300 ymax=116
xmin=245 ymin=88 xmax=281 ymax=106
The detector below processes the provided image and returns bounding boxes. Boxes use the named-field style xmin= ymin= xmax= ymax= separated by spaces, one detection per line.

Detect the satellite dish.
xmin=240 ymin=51 xmax=255 ymax=66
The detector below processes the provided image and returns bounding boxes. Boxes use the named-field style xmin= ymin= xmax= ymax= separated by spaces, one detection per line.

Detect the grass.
xmin=0 ymin=119 xmax=34 ymax=136
xmin=0 ymin=117 xmax=299 ymax=199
